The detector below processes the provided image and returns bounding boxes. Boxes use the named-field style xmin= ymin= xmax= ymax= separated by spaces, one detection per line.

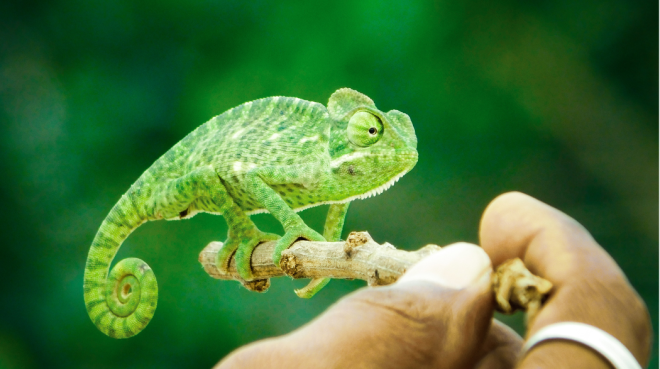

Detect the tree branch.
xmin=199 ymin=231 xmax=441 ymax=292
xmin=198 ymin=231 xmax=552 ymax=322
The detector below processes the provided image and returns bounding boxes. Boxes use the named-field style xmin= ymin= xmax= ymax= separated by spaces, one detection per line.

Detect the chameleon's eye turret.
xmin=347 ymin=111 xmax=383 ymax=147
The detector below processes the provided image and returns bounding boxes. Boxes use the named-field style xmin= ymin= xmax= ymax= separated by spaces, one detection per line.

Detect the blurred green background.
xmin=0 ymin=0 xmax=657 ymax=368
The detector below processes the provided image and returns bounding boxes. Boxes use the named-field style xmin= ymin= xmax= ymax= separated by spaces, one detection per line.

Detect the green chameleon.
xmin=83 ymin=88 xmax=418 ymax=339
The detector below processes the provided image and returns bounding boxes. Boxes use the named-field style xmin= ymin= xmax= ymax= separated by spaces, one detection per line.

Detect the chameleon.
xmin=83 ymin=87 xmax=418 ymax=339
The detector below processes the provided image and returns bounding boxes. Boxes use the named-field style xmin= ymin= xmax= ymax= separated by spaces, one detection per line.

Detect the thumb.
xmin=392 ymin=243 xmax=496 ymax=367
xmin=308 ymin=243 xmax=496 ymax=369
xmin=398 ymin=242 xmax=492 ymax=289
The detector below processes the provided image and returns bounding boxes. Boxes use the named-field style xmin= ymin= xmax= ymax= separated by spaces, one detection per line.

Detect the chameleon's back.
xmin=137 ymin=96 xmax=332 ymax=215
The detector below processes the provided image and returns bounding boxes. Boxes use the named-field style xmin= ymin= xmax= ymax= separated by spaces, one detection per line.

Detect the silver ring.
xmin=522 ymin=322 xmax=641 ymax=369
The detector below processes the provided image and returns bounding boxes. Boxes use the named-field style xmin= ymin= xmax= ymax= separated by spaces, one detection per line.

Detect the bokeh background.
xmin=0 ymin=0 xmax=657 ymax=368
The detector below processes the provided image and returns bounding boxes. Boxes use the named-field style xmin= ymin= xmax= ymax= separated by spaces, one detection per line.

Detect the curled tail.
xmin=83 ymin=192 xmax=157 ymax=339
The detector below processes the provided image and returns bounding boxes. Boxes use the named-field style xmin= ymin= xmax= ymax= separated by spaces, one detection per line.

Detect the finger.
xmin=216 ymin=243 xmax=496 ymax=369
xmin=479 ymin=192 xmax=652 ymax=368
xmin=474 ymin=320 xmax=523 ymax=369
xmin=480 ymin=192 xmax=621 ymax=284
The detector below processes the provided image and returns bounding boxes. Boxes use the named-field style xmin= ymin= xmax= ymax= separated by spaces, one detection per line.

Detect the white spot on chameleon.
xmin=233 ymin=161 xmax=257 ymax=172
xmin=330 ymin=151 xmax=370 ymax=168
xmin=298 ymin=135 xmax=319 ymax=144
xmin=268 ymin=133 xmax=280 ymax=140
xmin=231 ymin=129 xmax=245 ymax=139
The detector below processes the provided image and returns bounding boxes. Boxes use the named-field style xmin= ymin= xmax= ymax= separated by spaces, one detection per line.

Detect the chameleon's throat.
xmin=246 ymin=167 xmax=412 ymax=216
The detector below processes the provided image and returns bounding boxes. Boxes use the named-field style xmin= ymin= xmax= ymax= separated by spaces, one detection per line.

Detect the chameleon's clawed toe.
xmin=233 ymin=231 xmax=280 ymax=282
xmin=273 ymin=225 xmax=325 ymax=267
xmin=215 ymin=238 xmax=240 ymax=275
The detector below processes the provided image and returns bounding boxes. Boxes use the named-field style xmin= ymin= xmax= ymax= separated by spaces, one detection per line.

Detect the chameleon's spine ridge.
xmin=83 ymin=192 xmax=157 ymax=339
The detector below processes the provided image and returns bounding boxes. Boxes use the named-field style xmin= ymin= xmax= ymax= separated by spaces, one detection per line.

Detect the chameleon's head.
xmin=327 ymin=88 xmax=418 ymax=200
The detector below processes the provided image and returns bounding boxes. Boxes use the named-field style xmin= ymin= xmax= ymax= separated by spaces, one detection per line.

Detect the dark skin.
xmin=216 ymin=192 xmax=652 ymax=368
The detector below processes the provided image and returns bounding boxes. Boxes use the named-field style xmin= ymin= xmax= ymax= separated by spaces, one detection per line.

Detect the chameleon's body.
xmin=83 ymin=88 xmax=418 ymax=338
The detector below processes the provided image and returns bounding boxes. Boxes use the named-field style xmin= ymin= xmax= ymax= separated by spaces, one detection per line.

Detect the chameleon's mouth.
xmin=354 ymin=148 xmax=417 ymax=200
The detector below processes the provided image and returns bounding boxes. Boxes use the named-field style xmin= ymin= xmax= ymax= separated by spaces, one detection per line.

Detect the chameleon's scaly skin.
xmin=83 ymin=88 xmax=418 ymax=338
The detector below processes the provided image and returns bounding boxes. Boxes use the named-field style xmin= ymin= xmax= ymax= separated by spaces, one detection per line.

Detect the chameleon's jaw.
xmin=355 ymin=166 xmax=411 ymax=200
xmin=348 ymin=147 xmax=418 ymax=200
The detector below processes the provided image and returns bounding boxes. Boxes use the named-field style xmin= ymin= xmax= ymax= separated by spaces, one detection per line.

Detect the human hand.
xmin=480 ymin=192 xmax=652 ymax=368
xmin=217 ymin=242 xmax=517 ymax=369
xmin=216 ymin=192 xmax=652 ymax=368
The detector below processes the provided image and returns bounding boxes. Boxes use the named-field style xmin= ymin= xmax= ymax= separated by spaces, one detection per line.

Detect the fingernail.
xmin=396 ymin=243 xmax=492 ymax=289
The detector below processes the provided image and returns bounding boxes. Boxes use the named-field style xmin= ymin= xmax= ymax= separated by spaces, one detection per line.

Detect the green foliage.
xmin=0 ymin=0 xmax=656 ymax=367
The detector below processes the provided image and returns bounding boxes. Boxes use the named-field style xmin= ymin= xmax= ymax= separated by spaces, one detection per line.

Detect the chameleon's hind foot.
xmin=228 ymin=230 xmax=279 ymax=282
xmin=215 ymin=230 xmax=278 ymax=275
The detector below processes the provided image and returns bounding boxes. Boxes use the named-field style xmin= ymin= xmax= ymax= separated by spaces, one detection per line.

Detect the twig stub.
xmin=492 ymin=258 xmax=554 ymax=323
xmin=280 ymin=253 xmax=303 ymax=278
xmin=344 ymin=231 xmax=371 ymax=256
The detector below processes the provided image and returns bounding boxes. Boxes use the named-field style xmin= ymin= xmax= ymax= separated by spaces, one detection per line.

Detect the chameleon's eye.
xmin=348 ymin=111 xmax=383 ymax=147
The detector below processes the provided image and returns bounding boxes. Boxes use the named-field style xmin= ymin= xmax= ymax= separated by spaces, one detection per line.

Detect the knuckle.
xmin=490 ymin=191 xmax=529 ymax=206
xmin=483 ymin=191 xmax=530 ymax=219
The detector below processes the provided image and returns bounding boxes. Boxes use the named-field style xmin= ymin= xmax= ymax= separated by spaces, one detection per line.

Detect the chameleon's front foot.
xmin=272 ymin=225 xmax=327 ymax=298
xmin=216 ymin=230 xmax=279 ymax=282
xmin=272 ymin=225 xmax=325 ymax=266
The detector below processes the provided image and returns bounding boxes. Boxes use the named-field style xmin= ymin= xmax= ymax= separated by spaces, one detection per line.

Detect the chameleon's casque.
xmin=84 ymin=88 xmax=418 ymax=338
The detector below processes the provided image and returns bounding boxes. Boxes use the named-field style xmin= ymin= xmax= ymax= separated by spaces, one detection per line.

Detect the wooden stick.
xmin=198 ymin=231 xmax=553 ymax=322
xmin=198 ymin=231 xmax=440 ymax=291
